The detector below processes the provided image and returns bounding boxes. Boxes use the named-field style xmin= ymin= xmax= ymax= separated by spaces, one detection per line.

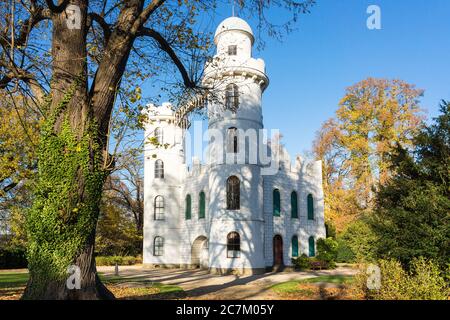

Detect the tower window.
xmin=291 ymin=191 xmax=298 ymax=218
xmin=227 ymin=232 xmax=240 ymax=258
xmin=226 ymin=176 xmax=240 ymax=210
xmin=185 ymin=194 xmax=192 ymax=220
xmin=199 ymin=191 xmax=206 ymax=219
xmin=225 ymin=84 xmax=239 ymax=112
xmin=308 ymin=236 xmax=315 ymax=257
xmin=153 ymin=236 xmax=164 ymax=256
xmin=155 ymin=160 xmax=164 ymax=179
xmin=273 ymin=189 xmax=281 ymax=216
xmin=228 ymin=45 xmax=237 ymax=55
xmin=154 ymin=195 xmax=164 ymax=220
xmin=227 ymin=127 xmax=238 ymax=153
xmin=292 ymin=235 xmax=299 ymax=257
xmin=307 ymin=194 xmax=314 ymax=220
xmin=154 ymin=127 xmax=163 ymax=144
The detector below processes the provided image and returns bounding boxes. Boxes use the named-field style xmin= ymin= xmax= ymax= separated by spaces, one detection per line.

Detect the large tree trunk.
xmin=23 ymin=0 xmax=149 ymax=300
xmin=22 ymin=0 xmax=114 ymax=300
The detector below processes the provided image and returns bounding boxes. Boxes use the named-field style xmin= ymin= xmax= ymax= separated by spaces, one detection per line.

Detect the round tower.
xmin=142 ymin=102 xmax=185 ymax=266
xmin=203 ymin=17 xmax=269 ymax=274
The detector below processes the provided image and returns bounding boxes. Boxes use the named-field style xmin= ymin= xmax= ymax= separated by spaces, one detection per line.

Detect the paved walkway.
xmin=97 ymin=265 xmax=357 ymax=300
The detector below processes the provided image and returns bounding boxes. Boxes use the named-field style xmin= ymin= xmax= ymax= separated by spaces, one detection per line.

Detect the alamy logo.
xmin=66 ymin=265 xmax=81 ymax=290
xmin=367 ymin=5 xmax=381 ymax=30
xmin=184 ymin=121 xmax=280 ymax=176
xmin=65 ymin=5 xmax=81 ymax=30
xmin=366 ymin=264 xmax=381 ymax=290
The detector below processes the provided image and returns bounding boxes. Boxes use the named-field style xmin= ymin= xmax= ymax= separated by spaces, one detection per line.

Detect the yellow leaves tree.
xmin=313 ymin=78 xmax=425 ymax=232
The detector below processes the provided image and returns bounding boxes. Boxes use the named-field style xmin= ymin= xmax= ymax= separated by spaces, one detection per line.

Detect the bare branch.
xmin=136 ymin=27 xmax=195 ymax=88
xmin=130 ymin=0 xmax=166 ymax=34
xmin=44 ymin=0 xmax=70 ymax=13
xmin=88 ymin=12 xmax=112 ymax=44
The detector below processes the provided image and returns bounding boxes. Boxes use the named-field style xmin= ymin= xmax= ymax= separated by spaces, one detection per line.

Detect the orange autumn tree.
xmin=313 ymin=78 xmax=425 ymax=232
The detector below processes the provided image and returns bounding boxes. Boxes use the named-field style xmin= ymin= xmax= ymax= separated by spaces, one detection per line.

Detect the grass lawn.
xmin=0 ymin=271 xmax=184 ymax=300
xmin=0 ymin=272 xmax=29 ymax=288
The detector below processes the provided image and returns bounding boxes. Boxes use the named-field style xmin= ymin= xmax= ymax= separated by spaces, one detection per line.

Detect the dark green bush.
xmin=316 ymin=237 xmax=338 ymax=269
xmin=0 ymin=247 xmax=27 ymax=269
xmin=292 ymin=254 xmax=310 ymax=270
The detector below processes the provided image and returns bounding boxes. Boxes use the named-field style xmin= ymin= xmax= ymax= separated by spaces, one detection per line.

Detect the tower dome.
xmin=214 ymin=16 xmax=254 ymax=44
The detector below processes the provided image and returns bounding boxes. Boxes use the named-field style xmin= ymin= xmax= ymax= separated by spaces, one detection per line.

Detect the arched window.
xmin=185 ymin=194 xmax=191 ymax=220
xmin=199 ymin=191 xmax=206 ymax=219
xmin=154 ymin=195 xmax=164 ymax=220
xmin=227 ymin=232 xmax=240 ymax=258
xmin=226 ymin=176 xmax=240 ymax=210
xmin=291 ymin=191 xmax=298 ymax=218
xmin=307 ymin=194 xmax=314 ymax=220
xmin=155 ymin=160 xmax=164 ymax=179
xmin=308 ymin=236 xmax=315 ymax=257
xmin=225 ymin=84 xmax=239 ymax=112
xmin=154 ymin=127 xmax=163 ymax=144
xmin=273 ymin=189 xmax=281 ymax=216
xmin=227 ymin=127 xmax=238 ymax=153
xmin=153 ymin=236 xmax=164 ymax=256
xmin=291 ymin=235 xmax=299 ymax=257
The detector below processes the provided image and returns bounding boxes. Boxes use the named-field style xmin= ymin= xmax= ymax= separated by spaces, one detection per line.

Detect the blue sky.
xmin=212 ymin=0 xmax=450 ymax=157
xmin=141 ymin=0 xmax=450 ymax=160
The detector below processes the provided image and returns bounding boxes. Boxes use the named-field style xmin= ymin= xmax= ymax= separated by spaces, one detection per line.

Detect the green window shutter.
xmin=292 ymin=236 xmax=299 ymax=257
xmin=199 ymin=192 xmax=205 ymax=219
xmin=291 ymin=191 xmax=298 ymax=218
xmin=185 ymin=195 xmax=191 ymax=220
xmin=307 ymin=194 xmax=314 ymax=220
xmin=308 ymin=236 xmax=315 ymax=257
xmin=273 ymin=189 xmax=281 ymax=216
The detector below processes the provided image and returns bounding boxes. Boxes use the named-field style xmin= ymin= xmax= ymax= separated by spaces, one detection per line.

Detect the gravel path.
xmin=97 ymin=265 xmax=358 ymax=300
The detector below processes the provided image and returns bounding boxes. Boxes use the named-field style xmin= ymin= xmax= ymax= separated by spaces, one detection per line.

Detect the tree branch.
xmin=136 ymin=27 xmax=195 ymax=88
xmin=130 ymin=0 xmax=166 ymax=34
xmin=45 ymin=0 xmax=70 ymax=13
xmin=88 ymin=12 xmax=111 ymax=44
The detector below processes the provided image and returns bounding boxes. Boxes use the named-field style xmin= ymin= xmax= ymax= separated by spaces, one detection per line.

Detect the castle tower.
xmin=203 ymin=17 xmax=269 ymax=274
xmin=142 ymin=102 xmax=185 ymax=266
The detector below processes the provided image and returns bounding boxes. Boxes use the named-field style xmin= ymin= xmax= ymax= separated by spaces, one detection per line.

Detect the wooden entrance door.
xmin=273 ymin=235 xmax=283 ymax=266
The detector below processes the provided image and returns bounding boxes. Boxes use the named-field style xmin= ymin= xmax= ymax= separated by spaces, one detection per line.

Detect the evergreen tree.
xmin=370 ymin=101 xmax=450 ymax=269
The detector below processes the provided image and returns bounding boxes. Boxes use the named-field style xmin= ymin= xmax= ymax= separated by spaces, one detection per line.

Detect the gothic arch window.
xmin=155 ymin=160 xmax=164 ymax=179
xmin=291 ymin=191 xmax=298 ymax=219
xmin=153 ymin=236 xmax=164 ymax=256
xmin=154 ymin=127 xmax=163 ymax=144
xmin=273 ymin=189 xmax=281 ymax=216
xmin=227 ymin=232 xmax=240 ymax=258
xmin=307 ymin=194 xmax=314 ymax=220
xmin=185 ymin=194 xmax=192 ymax=220
xmin=154 ymin=195 xmax=164 ymax=220
xmin=226 ymin=176 xmax=240 ymax=210
xmin=227 ymin=127 xmax=238 ymax=153
xmin=291 ymin=235 xmax=299 ymax=257
xmin=225 ymin=84 xmax=239 ymax=112
xmin=199 ymin=191 xmax=206 ymax=219
xmin=308 ymin=236 xmax=315 ymax=257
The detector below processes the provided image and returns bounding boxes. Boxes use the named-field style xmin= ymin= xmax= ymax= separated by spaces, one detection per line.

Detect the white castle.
xmin=142 ymin=17 xmax=326 ymax=274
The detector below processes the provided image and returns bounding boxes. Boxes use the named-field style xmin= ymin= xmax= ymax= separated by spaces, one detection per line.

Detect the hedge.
xmin=0 ymin=247 xmax=28 ymax=269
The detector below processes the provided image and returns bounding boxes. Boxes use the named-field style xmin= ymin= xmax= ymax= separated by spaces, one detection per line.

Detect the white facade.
xmin=142 ymin=17 xmax=326 ymax=274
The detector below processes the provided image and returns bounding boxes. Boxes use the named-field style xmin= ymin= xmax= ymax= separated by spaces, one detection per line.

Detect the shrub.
xmin=316 ymin=237 xmax=338 ymax=269
xmin=338 ymin=218 xmax=378 ymax=263
xmin=336 ymin=238 xmax=355 ymax=263
xmin=292 ymin=254 xmax=310 ymax=270
xmin=95 ymin=255 xmax=142 ymax=266
xmin=355 ymin=257 xmax=449 ymax=300
xmin=0 ymin=247 xmax=27 ymax=269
